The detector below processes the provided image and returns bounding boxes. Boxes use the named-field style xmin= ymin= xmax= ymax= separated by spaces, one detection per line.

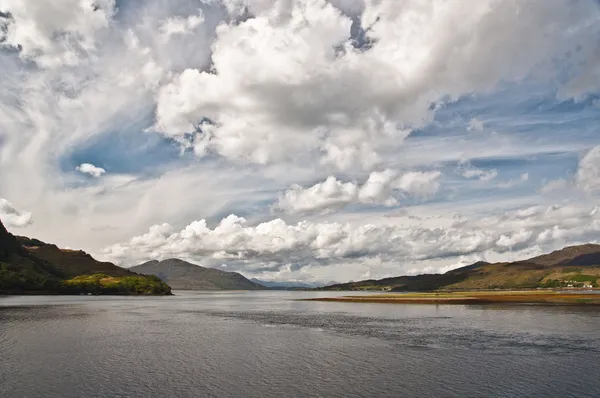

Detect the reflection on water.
xmin=1 ymin=291 xmax=600 ymax=398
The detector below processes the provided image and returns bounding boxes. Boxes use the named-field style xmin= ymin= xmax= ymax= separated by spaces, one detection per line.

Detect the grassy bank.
xmin=304 ymin=290 xmax=600 ymax=305
xmin=61 ymin=273 xmax=172 ymax=295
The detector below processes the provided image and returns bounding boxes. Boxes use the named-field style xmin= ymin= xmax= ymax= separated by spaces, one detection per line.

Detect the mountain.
xmin=322 ymin=244 xmax=600 ymax=291
xmin=0 ymin=218 xmax=171 ymax=295
xmin=130 ymin=259 xmax=265 ymax=290
xmin=17 ymin=236 xmax=134 ymax=278
xmin=250 ymin=278 xmax=316 ymax=289
xmin=0 ymin=219 xmax=65 ymax=292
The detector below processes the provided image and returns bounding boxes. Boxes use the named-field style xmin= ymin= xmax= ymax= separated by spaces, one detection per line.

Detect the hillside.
xmin=131 ymin=259 xmax=265 ymax=290
xmin=17 ymin=236 xmax=133 ymax=278
xmin=0 ymin=218 xmax=171 ymax=295
xmin=323 ymin=244 xmax=600 ymax=291
xmin=0 ymin=219 xmax=65 ymax=292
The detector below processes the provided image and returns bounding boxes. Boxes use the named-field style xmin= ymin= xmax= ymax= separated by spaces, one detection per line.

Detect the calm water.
xmin=1 ymin=291 xmax=600 ymax=398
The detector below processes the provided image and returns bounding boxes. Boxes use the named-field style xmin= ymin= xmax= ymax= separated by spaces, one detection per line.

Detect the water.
xmin=1 ymin=291 xmax=600 ymax=398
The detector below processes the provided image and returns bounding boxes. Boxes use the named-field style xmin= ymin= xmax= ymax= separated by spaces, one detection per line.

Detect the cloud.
xmin=497 ymin=173 xmax=529 ymax=189
xmin=540 ymin=179 xmax=571 ymax=194
xmin=1 ymin=0 xmax=600 ymax=284
xmin=394 ymin=171 xmax=441 ymax=199
xmin=159 ymin=9 xmax=205 ymax=40
xmin=275 ymin=169 xmax=440 ymax=214
xmin=462 ymin=167 xmax=498 ymax=182
xmin=467 ymin=118 xmax=484 ymax=132
xmin=276 ymin=176 xmax=359 ymax=215
xmin=0 ymin=198 xmax=32 ymax=228
xmin=101 ymin=202 xmax=600 ymax=282
xmin=76 ymin=163 xmax=106 ymax=177
xmin=0 ymin=0 xmax=116 ymax=68
xmin=576 ymin=145 xmax=600 ymax=191
xmin=152 ymin=0 xmax=600 ymax=169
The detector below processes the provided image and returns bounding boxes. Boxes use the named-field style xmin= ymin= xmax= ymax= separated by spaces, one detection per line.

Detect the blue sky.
xmin=1 ymin=0 xmax=600 ymax=283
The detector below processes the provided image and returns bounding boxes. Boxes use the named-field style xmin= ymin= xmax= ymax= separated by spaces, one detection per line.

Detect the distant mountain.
xmin=131 ymin=259 xmax=265 ymax=290
xmin=250 ymin=278 xmax=317 ymax=289
xmin=0 ymin=218 xmax=171 ymax=295
xmin=322 ymin=244 xmax=600 ymax=291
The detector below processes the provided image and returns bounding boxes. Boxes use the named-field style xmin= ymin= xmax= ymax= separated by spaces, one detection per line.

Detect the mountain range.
xmin=250 ymin=278 xmax=319 ymax=289
xmin=131 ymin=259 xmax=265 ymax=290
xmin=5 ymin=212 xmax=600 ymax=294
xmin=322 ymin=244 xmax=600 ymax=291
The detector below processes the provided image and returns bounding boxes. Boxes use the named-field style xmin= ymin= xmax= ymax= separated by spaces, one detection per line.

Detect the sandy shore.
xmin=304 ymin=291 xmax=600 ymax=305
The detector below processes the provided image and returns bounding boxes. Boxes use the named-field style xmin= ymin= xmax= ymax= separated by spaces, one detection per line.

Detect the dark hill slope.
xmin=524 ymin=244 xmax=600 ymax=266
xmin=323 ymin=244 xmax=600 ymax=291
xmin=20 ymin=238 xmax=134 ymax=278
xmin=0 ymin=219 xmax=64 ymax=291
xmin=131 ymin=259 xmax=264 ymax=290
xmin=0 ymin=218 xmax=171 ymax=295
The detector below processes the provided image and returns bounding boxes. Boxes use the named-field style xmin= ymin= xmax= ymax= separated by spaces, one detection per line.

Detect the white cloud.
xmin=0 ymin=198 xmax=32 ymax=228
xmin=394 ymin=171 xmax=441 ymax=199
xmin=276 ymin=176 xmax=359 ymax=215
xmin=152 ymin=0 xmax=600 ymax=168
xmin=577 ymin=145 xmax=600 ymax=191
xmin=357 ymin=169 xmax=399 ymax=205
xmin=540 ymin=178 xmax=571 ymax=194
xmin=0 ymin=0 xmax=116 ymax=68
xmin=462 ymin=167 xmax=498 ymax=182
xmin=101 ymin=202 xmax=600 ymax=282
xmin=159 ymin=9 xmax=204 ymax=40
xmin=497 ymin=173 xmax=529 ymax=189
xmin=1 ymin=0 xmax=600 ymax=284
xmin=467 ymin=118 xmax=484 ymax=132
xmin=76 ymin=163 xmax=106 ymax=177
xmin=276 ymin=169 xmax=440 ymax=214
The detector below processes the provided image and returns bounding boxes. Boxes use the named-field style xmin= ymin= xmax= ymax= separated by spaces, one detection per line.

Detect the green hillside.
xmin=0 ymin=219 xmax=171 ymax=295
xmin=323 ymin=245 xmax=600 ymax=292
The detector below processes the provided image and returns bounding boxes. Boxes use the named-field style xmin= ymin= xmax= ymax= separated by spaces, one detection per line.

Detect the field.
xmin=305 ymin=290 xmax=600 ymax=305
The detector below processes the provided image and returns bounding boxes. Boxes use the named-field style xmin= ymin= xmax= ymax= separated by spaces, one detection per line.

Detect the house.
xmin=583 ymin=283 xmax=593 ymax=289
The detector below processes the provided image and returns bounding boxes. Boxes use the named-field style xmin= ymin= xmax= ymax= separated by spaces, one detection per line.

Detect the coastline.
xmin=303 ymin=291 xmax=600 ymax=305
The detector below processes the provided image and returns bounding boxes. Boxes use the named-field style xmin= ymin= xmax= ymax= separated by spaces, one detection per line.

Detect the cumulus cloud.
xmin=101 ymin=203 xmax=600 ymax=282
xmin=276 ymin=169 xmax=440 ymax=214
xmin=0 ymin=198 xmax=32 ymax=228
xmin=1 ymin=0 xmax=600 ymax=283
xmin=76 ymin=163 xmax=106 ymax=177
xmin=394 ymin=171 xmax=441 ymax=199
xmin=0 ymin=0 xmax=115 ymax=68
xmin=152 ymin=0 xmax=600 ymax=168
xmin=276 ymin=176 xmax=359 ymax=215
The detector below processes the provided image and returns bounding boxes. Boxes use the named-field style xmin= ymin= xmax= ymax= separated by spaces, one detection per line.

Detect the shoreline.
xmin=304 ymin=291 xmax=600 ymax=305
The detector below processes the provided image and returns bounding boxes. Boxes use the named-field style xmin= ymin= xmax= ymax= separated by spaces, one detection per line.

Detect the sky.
xmin=1 ymin=0 xmax=600 ymax=284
